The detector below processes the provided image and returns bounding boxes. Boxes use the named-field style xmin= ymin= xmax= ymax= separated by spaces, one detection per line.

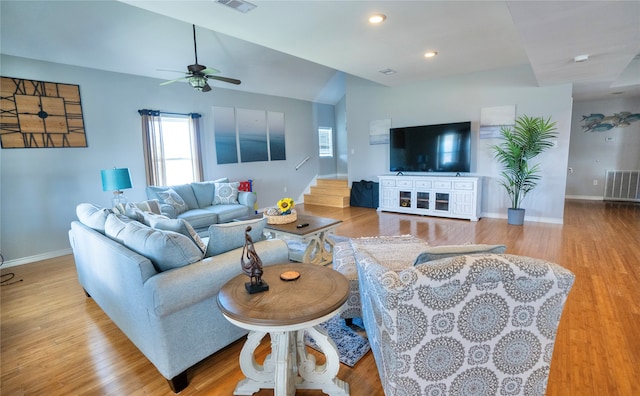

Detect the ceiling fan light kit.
xmin=189 ymin=76 xmax=208 ymax=91
xmin=160 ymin=24 xmax=241 ymax=92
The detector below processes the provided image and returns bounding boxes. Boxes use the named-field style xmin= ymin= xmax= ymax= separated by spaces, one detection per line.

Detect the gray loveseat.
xmin=69 ymin=203 xmax=289 ymax=392
xmin=146 ymin=178 xmax=256 ymax=236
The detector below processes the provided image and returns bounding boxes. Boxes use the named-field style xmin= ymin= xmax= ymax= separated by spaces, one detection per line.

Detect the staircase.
xmin=303 ymin=178 xmax=350 ymax=208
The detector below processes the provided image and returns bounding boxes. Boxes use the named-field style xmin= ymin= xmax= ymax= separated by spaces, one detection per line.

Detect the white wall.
xmin=344 ymin=65 xmax=574 ymax=223
xmin=566 ymin=96 xmax=640 ymax=199
xmin=335 ymin=96 xmax=348 ymax=178
xmin=314 ymin=103 xmax=337 ymax=178
xmin=0 ymin=55 xmax=320 ymax=264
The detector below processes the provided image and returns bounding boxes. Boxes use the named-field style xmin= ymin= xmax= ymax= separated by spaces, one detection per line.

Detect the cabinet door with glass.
xmin=399 ymin=190 xmax=412 ymax=209
xmin=434 ymin=192 xmax=451 ymax=213
xmin=416 ymin=191 xmax=431 ymax=210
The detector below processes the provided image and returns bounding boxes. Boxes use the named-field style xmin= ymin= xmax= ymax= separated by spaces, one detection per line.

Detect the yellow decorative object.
xmin=266 ymin=197 xmax=297 ymax=224
xmin=277 ymin=197 xmax=295 ymax=214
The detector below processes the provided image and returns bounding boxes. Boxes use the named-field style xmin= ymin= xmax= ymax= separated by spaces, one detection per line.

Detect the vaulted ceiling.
xmin=2 ymin=1 xmax=639 ymax=104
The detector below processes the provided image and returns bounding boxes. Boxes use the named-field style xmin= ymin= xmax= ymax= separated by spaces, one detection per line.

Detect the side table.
xmin=217 ymin=263 xmax=350 ymax=396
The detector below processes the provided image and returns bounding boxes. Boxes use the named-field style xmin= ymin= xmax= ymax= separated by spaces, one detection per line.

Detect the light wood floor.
xmin=2 ymin=200 xmax=639 ymax=395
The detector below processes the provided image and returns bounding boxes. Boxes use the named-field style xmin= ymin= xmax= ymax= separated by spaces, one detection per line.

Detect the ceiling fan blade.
xmin=157 ymin=68 xmax=187 ymax=74
xmin=202 ymin=83 xmax=212 ymax=92
xmin=201 ymin=67 xmax=220 ymax=75
xmin=207 ymin=75 xmax=241 ymax=85
xmin=160 ymin=76 xmax=188 ymax=85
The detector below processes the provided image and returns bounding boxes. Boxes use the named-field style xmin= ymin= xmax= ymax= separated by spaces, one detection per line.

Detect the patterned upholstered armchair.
xmin=355 ymin=252 xmax=575 ymax=396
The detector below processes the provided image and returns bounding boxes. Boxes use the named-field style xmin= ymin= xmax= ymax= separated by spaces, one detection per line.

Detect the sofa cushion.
xmin=177 ymin=209 xmax=219 ymax=230
xmin=213 ymin=182 xmax=240 ymax=204
xmin=156 ymin=188 xmax=189 ymax=215
xmin=170 ymin=184 xmax=199 ymax=209
xmin=104 ymin=213 xmax=137 ymax=244
xmin=413 ymin=243 xmax=507 ymax=265
xmin=118 ymin=220 xmax=204 ymax=272
xmin=76 ymin=203 xmax=112 ymax=233
xmin=148 ymin=217 xmax=207 ymax=254
xmin=206 ymin=217 xmax=267 ymax=257
xmin=192 ymin=178 xmax=228 ymax=208
xmin=204 ymin=204 xmax=251 ymax=223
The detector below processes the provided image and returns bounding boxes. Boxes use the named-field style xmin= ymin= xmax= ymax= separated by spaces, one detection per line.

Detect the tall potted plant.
xmin=490 ymin=115 xmax=557 ymax=225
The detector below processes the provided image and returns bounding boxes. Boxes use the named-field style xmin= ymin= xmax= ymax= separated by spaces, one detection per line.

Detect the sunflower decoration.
xmin=277 ymin=197 xmax=295 ymax=215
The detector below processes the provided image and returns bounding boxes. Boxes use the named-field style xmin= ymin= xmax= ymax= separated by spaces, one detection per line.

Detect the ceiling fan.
xmin=160 ymin=25 xmax=241 ymax=92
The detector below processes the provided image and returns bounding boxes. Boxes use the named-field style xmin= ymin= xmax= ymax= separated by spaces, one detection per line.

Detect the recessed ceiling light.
xmin=379 ymin=68 xmax=397 ymax=75
xmin=215 ymin=0 xmax=257 ymax=13
xmin=369 ymin=14 xmax=386 ymax=24
xmin=573 ymin=54 xmax=589 ymax=63
xmin=424 ymin=51 xmax=438 ymax=58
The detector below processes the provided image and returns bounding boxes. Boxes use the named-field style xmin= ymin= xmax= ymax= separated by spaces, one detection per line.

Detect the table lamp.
xmin=101 ymin=167 xmax=132 ymax=206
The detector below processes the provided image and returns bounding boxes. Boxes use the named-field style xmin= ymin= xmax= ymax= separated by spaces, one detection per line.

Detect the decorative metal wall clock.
xmin=0 ymin=76 xmax=87 ymax=148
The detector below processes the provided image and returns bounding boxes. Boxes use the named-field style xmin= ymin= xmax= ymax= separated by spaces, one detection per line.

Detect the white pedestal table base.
xmin=232 ymin=323 xmax=349 ymax=396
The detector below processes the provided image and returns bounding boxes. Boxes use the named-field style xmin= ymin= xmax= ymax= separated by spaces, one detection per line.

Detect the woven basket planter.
xmin=265 ymin=209 xmax=297 ymax=224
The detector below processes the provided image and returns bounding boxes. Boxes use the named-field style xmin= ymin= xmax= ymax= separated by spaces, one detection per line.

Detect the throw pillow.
xmin=119 ymin=221 xmax=204 ymax=272
xmin=157 ymin=188 xmax=188 ymax=215
xmin=213 ymin=182 xmax=240 ymax=205
xmin=76 ymin=203 xmax=112 ymax=233
xmin=113 ymin=199 xmax=162 ymax=216
xmin=413 ymin=244 xmax=507 ymax=265
xmin=116 ymin=204 xmax=146 ymax=223
xmin=149 ymin=217 xmax=207 ymax=254
xmin=140 ymin=211 xmax=170 ymax=226
xmin=206 ymin=217 xmax=267 ymax=257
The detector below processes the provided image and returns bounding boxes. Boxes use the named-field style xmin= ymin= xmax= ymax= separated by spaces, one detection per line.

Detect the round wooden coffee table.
xmin=218 ymin=263 xmax=350 ymax=396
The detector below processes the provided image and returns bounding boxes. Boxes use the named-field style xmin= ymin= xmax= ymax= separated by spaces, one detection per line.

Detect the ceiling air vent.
xmin=215 ymin=0 xmax=257 ymax=13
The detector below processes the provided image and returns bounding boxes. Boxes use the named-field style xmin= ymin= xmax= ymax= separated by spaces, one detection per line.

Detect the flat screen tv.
xmin=390 ymin=121 xmax=471 ymax=173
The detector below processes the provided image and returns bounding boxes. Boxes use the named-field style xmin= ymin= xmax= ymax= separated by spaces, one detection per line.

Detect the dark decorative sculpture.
xmin=241 ymin=226 xmax=269 ymax=294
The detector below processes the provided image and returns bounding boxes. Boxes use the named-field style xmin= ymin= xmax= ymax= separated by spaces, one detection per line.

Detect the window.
xmin=318 ymin=127 xmax=333 ymax=157
xmin=139 ymin=110 xmax=203 ymax=186
xmin=158 ymin=116 xmax=198 ymax=185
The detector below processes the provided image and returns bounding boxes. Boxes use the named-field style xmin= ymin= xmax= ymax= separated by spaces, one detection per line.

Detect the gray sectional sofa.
xmin=69 ymin=203 xmax=289 ymax=392
xmin=145 ymin=178 xmax=256 ymax=236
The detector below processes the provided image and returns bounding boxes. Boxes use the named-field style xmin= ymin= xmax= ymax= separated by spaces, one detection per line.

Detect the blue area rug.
xmin=304 ymin=316 xmax=370 ymax=367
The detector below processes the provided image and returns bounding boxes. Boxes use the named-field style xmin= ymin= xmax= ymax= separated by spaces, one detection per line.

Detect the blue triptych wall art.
xmin=213 ymin=106 xmax=286 ymax=164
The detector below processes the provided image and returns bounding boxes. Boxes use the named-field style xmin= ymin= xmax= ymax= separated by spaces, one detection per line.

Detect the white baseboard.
xmin=2 ymin=248 xmax=72 ymax=268
xmin=481 ymin=212 xmax=563 ymax=225
xmin=565 ymin=195 xmax=603 ymax=201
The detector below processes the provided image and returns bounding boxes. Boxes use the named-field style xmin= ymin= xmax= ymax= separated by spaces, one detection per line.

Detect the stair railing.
xmin=295 ymin=156 xmax=310 ymax=171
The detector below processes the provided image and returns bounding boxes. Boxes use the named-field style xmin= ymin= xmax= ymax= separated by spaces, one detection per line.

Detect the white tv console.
xmin=378 ymin=175 xmax=482 ymax=221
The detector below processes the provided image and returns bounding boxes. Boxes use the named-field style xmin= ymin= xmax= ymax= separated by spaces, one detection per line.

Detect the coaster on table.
xmin=280 ymin=271 xmax=300 ymax=281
